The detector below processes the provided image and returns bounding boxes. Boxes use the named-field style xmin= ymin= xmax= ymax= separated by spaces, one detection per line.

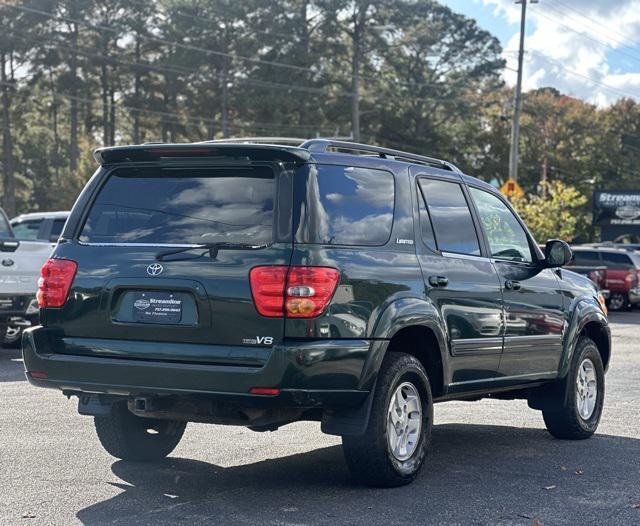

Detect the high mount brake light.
xmin=37 ymin=259 xmax=77 ymax=308
xmin=249 ymin=266 xmax=339 ymax=318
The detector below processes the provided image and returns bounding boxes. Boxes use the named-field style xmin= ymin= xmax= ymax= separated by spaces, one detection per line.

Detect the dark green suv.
xmin=23 ymin=139 xmax=611 ymax=487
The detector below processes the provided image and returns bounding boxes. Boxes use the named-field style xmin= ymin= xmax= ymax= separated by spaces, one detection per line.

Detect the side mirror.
xmin=545 ymin=239 xmax=572 ymax=268
xmin=0 ymin=238 xmax=20 ymax=253
xmin=50 ymin=234 xmax=60 ymax=243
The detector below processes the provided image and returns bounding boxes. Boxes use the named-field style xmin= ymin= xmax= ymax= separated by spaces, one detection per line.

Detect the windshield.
xmin=79 ymin=166 xmax=275 ymax=245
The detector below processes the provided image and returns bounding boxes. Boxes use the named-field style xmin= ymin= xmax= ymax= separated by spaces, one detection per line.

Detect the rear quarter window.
xmin=79 ymin=166 xmax=275 ymax=245
xmin=293 ymin=164 xmax=395 ymax=246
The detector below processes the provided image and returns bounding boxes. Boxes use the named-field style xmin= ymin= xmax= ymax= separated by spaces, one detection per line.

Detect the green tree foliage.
xmin=512 ymin=181 xmax=589 ymax=243
xmin=0 ymin=0 xmax=639 ymax=240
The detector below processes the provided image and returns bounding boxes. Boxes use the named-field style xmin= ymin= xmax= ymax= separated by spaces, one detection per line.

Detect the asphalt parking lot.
xmin=1 ymin=313 xmax=639 ymax=526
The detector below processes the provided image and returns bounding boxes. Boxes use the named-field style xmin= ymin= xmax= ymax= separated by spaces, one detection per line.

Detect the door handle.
xmin=429 ymin=275 xmax=449 ymax=287
xmin=505 ymin=280 xmax=521 ymax=291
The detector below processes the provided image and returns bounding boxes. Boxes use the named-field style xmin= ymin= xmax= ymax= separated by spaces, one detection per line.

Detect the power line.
xmin=531 ymin=7 xmax=640 ymax=66
xmin=5 ymin=26 xmax=483 ymax=108
xmin=553 ymin=0 xmax=639 ymax=47
xmin=506 ymin=50 xmax=640 ymax=100
xmin=0 ymin=1 xmax=496 ymax=97
xmin=6 ymin=28 xmax=352 ymax=102
xmin=0 ymin=79 xmax=336 ymax=135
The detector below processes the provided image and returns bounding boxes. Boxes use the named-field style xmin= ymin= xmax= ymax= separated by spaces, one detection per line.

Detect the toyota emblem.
xmin=146 ymin=263 xmax=164 ymax=276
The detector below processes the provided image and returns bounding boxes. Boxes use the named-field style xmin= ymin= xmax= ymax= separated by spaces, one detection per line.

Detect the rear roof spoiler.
xmin=93 ymin=143 xmax=311 ymax=165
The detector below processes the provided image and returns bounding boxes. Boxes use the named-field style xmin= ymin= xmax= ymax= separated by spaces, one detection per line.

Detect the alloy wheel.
xmin=576 ymin=358 xmax=598 ymax=420
xmin=387 ymin=382 xmax=422 ymax=461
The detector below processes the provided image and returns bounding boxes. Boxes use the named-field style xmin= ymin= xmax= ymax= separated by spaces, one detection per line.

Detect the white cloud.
xmin=483 ymin=0 xmax=640 ymax=106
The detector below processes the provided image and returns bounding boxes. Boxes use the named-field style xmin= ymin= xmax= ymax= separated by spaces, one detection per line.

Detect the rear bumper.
xmin=0 ymin=295 xmax=37 ymax=322
xmin=22 ymin=326 xmax=373 ymax=408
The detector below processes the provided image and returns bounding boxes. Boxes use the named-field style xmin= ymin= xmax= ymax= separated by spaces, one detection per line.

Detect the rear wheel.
xmin=342 ymin=352 xmax=433 ymax=487
xmin=607 ymin=292 xmax=628 ymax=311
xmin=3 ymin=325 xmax=23 ymax=348
xmin=542 ymin=337 xmax=605 ymax=440
xmin=94 ymin=401 xmax=186 ymax=461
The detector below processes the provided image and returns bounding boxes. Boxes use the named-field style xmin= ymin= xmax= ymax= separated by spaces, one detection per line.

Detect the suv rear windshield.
xmin=293 ymin=164 xmax=395 ymax=246
xmin=79 ymin=166 xmax=275 ymax=245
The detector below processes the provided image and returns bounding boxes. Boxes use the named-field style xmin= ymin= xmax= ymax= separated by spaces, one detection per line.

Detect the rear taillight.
xmin=249 ymin=266 xmax=339 ymax=318
xmin=37 ymin=259 xmax=77 ymax=308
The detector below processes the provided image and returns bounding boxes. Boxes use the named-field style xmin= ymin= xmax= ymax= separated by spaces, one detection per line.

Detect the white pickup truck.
xmin=0 ymin=209 xmax=63 ymax=348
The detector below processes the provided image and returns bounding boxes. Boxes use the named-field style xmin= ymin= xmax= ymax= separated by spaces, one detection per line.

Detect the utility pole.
xmin=509 ymin=0 xmax=538 ymax=183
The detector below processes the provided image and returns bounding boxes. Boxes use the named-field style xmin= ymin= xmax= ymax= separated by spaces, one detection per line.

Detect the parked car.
xmin=540 ymin=245 xmax=609 ymax=301
xmin=11 ymin=211 xmax=69 ymax=243
xmin=569 ymin=247 xmax=640 ymax=311
xmin=0 ymin=211 xmax=69 ymax=347
xmin=581 ymin=242 xmax=640 ymax=252
xmin=0 ymin=208 xmax=55 ymax=347
xmin=23 ymin=139 xmax=610 ymax=487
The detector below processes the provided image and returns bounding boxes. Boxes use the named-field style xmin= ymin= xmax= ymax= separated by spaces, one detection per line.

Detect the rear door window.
xmin=293 ymin=164 xmax=395 ymax=246
xmin=419 ymin=179 xmax=480 ymax=256
xmin=602 ymin=252 xmax=634 ymax=269
xmin=572 ymin=251 xmax=601 ymax=266
xmin=80 ymin=166 xmax=275 ymax=245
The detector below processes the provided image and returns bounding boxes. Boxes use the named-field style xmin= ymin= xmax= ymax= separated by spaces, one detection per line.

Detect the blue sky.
xmin=439 ymin=0 xmax=640 ymax=106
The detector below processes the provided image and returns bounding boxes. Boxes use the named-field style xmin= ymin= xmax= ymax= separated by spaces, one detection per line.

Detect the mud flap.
xmin=320 ymin=382 xmax=376 ymax=436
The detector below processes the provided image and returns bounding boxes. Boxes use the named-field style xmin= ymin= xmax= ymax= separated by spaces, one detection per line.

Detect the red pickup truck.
xmin=570 ymin=247 xmax=640 ymax=311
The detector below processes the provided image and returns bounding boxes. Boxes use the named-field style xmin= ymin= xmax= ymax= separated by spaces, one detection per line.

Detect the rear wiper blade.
xmin=156 ymin=242 xmax=270 ymax=261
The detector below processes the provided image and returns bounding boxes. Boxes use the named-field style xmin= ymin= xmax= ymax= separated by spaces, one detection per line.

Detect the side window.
xmin=11 ymin=220 xmax=41 ymax=240
xmin=572 ymin=251 xmax=601 ymax=266
xmin=602 ymin=252 xmax=634 ymax=269
xmin=469 ymin=187 xmax=533 ymax=263
xmin=419 ymin=179 xmax=480 ymax=256
xmin=416 ymin=184 xmax=437 ymax=252
xmin=294 ymin=164 xmax=395 ymax=246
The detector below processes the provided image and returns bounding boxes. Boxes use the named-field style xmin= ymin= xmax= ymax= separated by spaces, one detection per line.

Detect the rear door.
xmin=468 ymin=186 xmax=564 ymax=380
xmin=48 ymin=162 xmax=293 ymax=363
xmin=414 ymin=175 xmax=504 ymax=391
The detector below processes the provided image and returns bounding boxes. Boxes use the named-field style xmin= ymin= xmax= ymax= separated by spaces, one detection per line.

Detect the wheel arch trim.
xmin=359 ymin=297 xmax=449 ymax=392
xmin=560 ymin=297 xmax=611 ymax=378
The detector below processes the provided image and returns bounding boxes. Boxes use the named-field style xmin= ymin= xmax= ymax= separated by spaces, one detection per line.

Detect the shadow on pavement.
xmin=76 ymin=424 xmax=640 ymax=525
xmin=0 ymin=347 xmax=25 ymax=383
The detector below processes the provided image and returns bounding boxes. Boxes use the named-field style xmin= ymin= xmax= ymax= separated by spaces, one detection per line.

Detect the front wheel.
xmin=94 ymin=401 xmax=186 ymax=461
xmin=542 ymin=337 xmax=605 ymax=440
xmin=342 ymin=352 xmax=433 ymax=487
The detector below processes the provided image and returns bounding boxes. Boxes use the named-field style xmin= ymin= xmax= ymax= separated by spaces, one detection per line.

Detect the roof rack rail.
xmin=203 ymin=137 xmax=307 ymax=147
xmin=300 ymin=139 xmax=462 ymax=173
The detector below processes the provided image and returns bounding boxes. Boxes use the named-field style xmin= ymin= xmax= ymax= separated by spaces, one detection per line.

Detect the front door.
xmin=468 ymin=187 xmax=565 ymax=381
xmin=414 ymin=175 xmax=504 ymax=392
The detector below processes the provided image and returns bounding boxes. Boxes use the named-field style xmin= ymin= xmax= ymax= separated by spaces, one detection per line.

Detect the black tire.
xmin=94 ymin=401 xmax=186 ymax=461
xmin=607 ymin=292 xmax=629 ymax=311
xmin=342 ymin=352 xmax=433 ymax=487
xmin=3 ymin=325 xmax=23 ymax=348
xmin=542 ymin=337 xmax=605 ymax=440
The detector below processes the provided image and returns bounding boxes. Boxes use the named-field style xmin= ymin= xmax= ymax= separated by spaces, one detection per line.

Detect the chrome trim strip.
xmin=449 ymin=371 xmax=557 ymax=387
xmin=450 ymin=337 xmax=503 ymax=356
xmin=441 ymin=251 xmax=490 ymax=262
xmin=503 ymin=334 xmax=563 ymax=352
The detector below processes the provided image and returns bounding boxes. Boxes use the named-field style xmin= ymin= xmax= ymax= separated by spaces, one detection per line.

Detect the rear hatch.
xmin=46 ymin=157 xmax=295 ymax=365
